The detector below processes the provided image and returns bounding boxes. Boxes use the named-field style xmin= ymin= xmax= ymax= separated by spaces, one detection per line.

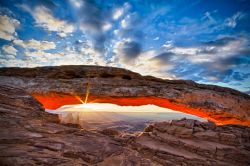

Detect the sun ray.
xmin=84 ymin=79 xmax=90 ymax=104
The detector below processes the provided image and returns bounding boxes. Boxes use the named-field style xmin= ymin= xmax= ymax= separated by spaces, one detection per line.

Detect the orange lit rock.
xmin=32 ymin=93 xmax=250 ymax=127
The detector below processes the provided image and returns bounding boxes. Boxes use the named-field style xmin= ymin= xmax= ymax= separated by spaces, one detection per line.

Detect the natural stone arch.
xmin=0 ymin=65 xmax=249 ymax=126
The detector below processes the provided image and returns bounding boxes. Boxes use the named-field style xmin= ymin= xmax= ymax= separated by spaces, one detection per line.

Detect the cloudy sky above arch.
xmin=0 ymin=0 xmax=250 ymax=94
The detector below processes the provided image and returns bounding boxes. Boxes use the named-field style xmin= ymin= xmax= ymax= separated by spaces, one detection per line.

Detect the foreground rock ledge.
xmin=0 ymin=85 xmax=250 ymax=165
xmin=0 ymin=65 xmax=249 ymax=126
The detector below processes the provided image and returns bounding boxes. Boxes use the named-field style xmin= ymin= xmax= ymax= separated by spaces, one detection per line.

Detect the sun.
xmin=77 ymin=103 xmax=100 ymax=109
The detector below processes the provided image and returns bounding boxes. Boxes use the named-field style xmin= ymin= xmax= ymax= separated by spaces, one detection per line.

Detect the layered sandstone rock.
xmin=133 ymin=119 xmax=250 ymax=165
xmin=0 ymin=85 xmax=249 ymax=165
xmin=0 ymin=65 xmax=249 ymax=126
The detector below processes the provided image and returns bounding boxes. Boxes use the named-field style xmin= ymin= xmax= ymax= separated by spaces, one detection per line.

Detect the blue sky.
xmin=0 ymin=0 xmax=250 ymax=93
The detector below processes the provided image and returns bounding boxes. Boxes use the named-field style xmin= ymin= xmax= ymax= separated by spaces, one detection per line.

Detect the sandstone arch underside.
xmin=0 ymin=65 xmax=249 ymax=126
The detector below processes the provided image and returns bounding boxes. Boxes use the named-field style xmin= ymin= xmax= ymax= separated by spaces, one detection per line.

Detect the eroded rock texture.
xmin=0 ymin=85 xmax=249 ymax=165
xmin=0 ymin=65 xmax=249 ymax=126
xmin=0 ymin=85 xmax=154 ymax=165
xmin=134 ymin=119 xmax=250 ymax=165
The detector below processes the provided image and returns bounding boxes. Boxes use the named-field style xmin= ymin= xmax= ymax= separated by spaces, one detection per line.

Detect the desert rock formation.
xmin=0 ymin=65 xmax=249 ymax=126
xmin=0 ymin=85 xmax=249 ymax=165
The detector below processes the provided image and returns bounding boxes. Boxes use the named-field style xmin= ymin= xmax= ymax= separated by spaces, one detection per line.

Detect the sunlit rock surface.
xmin=0 ymin=85 xmax=249 ymax=165
xmin=0 ymin=65 xmax=249 ymax=126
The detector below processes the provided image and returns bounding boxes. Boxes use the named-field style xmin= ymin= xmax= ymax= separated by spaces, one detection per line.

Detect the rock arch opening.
xmin=47 ymin=103 xmax=206 ymax=132
xmin=33 ymin=93 xmax=213 ymax=125
xmin=39 ymin=95 xmax=206 ymax=132
xmin=31 ymin=91 xmax=250 ymax=127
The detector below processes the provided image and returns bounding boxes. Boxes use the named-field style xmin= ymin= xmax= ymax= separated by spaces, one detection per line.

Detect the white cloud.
xmin=162 ymin=37 xmax=248 ymax=65
xmin=174 ymin=11 xmax=245 ymax=38
xmin=2 ymin=45 xmax=18 ymax=55
xmin=0 ymin=51 xmax=64 ymax=67
xmin=225 ymin=12 xmax=245 ymax=28
xmin=102 ymin=22 xmax=112 ymax=31
xmin=112 ymin=3 xmax=130 ymax=20
xmin=201 ymin=11 xmax=216 ymax=23
xmin=69 ymin=0 xmax=83 ymax=8
xmin=24 ymin=50 xmax=63 ymax=57
xmin=120 ymin=12 xmax=139 ymax=30
xmin=193 ymin=37 xmax=247 ymax=64
xmin=121 ymin=19 xmax=127 ymax=28
xmin=13 ymin=39 xmax=25 ymax=48
xmin=22 ymin=5 xmax=74 ymax=37
xmin=113 ymin=48 xmax=175 ymax=79
xmin=112 ymin=38 xmax=173 ymax=78
xmin=0 ymin=39 xmax=107 ymax=67
xmin=0 ymin=15 xmax=20 ymax=41
xmin=171 ymin=47 xmax=198 ymax=56
xmin=13 ymin=39 xmax=56 ymax=51
xmin=0 ymin=58 xmax=29 ymax=67
xmin=113 ymin=8 xmax=124 ymax=20
xmin=162 ymin=40 xmax=174 ymax=49
xmin=153 ymin=37 xmax=159 ymax=40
